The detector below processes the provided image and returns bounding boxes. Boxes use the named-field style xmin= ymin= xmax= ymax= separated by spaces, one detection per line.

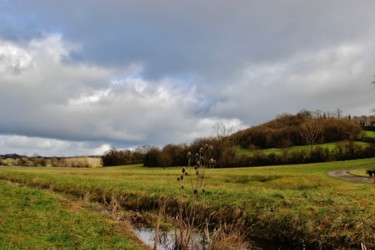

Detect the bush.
xmin=102 ymin=149 xmax=143 ymax=166
xmin=143 ymin=147 xmax=163 ymax=167
xmin=308 ymin=146 xmax=331 ymax=163
xmin=287 ymin=150 xmax=308 ymax=164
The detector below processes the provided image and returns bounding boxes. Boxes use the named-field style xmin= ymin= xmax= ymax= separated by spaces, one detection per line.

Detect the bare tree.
xmin=336 ymin=108 xmax=342 ymax=119
xmin=312 ymin=109 xmax=322 ymax=119
xmin=299 ymin=119 xmax=322 ymax=154
xmin=213 ymin=122 xmax=235 ymax=166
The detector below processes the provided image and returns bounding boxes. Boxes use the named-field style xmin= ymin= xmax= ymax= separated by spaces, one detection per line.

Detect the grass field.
xmin=0 ymin=179 xmax=146 ymax=249
xmin=1 ymin=158 xmax=375 ymax=248
xmin=364 ymin=130 xmax=375 ymax=138
xmin=237 ymin=141 xmax=370 ymax=156
xmin=350 ymin=164 xmax=375 ymax=176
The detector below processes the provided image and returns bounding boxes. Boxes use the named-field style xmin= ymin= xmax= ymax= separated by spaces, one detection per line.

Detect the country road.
xmin=328 ymin=168 xmax=373 ymax=184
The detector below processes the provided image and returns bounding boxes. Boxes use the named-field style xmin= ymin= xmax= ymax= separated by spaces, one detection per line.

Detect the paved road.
xmin=328 ymin=168 xmax=373 ymax=184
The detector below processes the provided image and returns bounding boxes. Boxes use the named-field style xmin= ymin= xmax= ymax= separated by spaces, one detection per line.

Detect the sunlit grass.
xmin=237 ymin=141 xmax=370 ymax=156
xmin=364 ymin=130 xmax=375 ymax=138
xmin=1 ymin=158 xmax=375 ymax=248
xmin=0 ymin=180 xmax=145 ymax=249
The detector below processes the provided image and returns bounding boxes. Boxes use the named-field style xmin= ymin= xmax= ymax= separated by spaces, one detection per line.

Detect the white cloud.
xmin=2 ymin=1 xmax=375 ymax=156
xmin=0 ymin=40 xmax=32 ymax=74
xmin=0 ymin=135 xmax=110 ymax=156
xmin=210 ymin=41 xmax=375 ymax=125
xmin=0 ymin=34 xmax=243 ymax=155
xmin=68 ymin=89 xmax=111 ymax=106
xmin=29 ymin=34 xmax=76 ymax=63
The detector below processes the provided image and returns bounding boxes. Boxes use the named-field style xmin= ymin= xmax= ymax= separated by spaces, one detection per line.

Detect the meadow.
xmin=1 ymin=158 xmax=375 ymax=249
xmin=236 ymin=141 xmax=370 ymax=157
xmin=364 ymin=130 xmax=375 ymax=138
xmin=0 ymin=179 xmax=146 ymax=249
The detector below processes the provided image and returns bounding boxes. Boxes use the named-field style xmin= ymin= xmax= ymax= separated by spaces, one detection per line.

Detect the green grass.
xmin=0 ymin=180 xmax=145 ymax=249
xmin=350 ymin=165 xmax=375 ymax=176
xmin=1 ymin=159 xmax=375 ymax=248
xmin=364 ymin=130 xmax=375 ymax=138
xmin=237 ymin=141 xmax=370 ymax=156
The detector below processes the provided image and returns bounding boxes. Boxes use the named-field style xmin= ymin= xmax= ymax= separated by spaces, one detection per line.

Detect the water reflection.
xmin=133 ymin=228 xmax=205 ymax=250
xmin=134 ymin=228 xmax=173 ymax=250
xmin=132 ymin=227 xmax=285 ymax=250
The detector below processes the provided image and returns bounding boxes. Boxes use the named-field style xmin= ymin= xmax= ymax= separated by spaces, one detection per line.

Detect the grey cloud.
xmin=0 ymin=135 xmax=112 ymax=156
xmin=3 ymin=0 xmax=375 ymax=81
xmin=0 ymin=35 xmax=241 ymax=151
xmin=211 ymin=43 xmax=375 ymax=125
xmin=1 ymin=1 xmax=375 ymax=156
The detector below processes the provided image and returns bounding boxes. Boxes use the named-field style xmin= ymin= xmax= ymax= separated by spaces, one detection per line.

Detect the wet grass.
xmin=0 ymin=180 xmax=146 ymax=249
xmin=1 ymin=158 xmax=375 ymax=248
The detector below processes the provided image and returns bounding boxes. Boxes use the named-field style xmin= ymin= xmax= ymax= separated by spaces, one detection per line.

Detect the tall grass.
xmin=1 ymin=158 xmax=375 ymax=248
xmin=63 ymin=157 xmax=102 ymax=168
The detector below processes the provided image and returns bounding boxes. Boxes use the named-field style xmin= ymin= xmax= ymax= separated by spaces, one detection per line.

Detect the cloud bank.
xmin=1 ymin=1 xmax=375 ymax=156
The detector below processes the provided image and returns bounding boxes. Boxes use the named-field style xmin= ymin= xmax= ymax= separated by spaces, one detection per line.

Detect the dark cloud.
xmin=1 ymin=0 xmax=375 ymax=155
xmin=4 ymin=0 xmax=374 ymax=79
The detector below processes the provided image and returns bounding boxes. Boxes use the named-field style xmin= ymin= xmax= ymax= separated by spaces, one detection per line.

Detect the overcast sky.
xmin=1 ymin=0 xmax=375 ymax=156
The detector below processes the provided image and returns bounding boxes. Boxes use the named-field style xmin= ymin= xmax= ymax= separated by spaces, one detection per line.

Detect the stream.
xmin=132 ymin=227 xmax=286 ymax=250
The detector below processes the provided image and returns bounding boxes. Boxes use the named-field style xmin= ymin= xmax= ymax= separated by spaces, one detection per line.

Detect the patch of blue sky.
xmin=194 ymin=96 xmax=215 ymax=115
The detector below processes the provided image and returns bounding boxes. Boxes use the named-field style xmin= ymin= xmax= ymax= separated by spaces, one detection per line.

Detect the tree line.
xmin=100 ymin=110 xmax=375 ymax=167
xmin=5 ymin=110 xmax=368 ymax=168
xmin=233 ymin=110 xmax=363 ymax=149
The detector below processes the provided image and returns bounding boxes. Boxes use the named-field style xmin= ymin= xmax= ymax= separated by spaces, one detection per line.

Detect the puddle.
xmin=133 ymin=228 xmax=173 ymax=250
xmin=133 ymin=228 xmax=205 ymax=250
xmin=99 ymin=208 xmax=286 ymax=249
xmin=133 ymin=227 xmax=287 ymax=250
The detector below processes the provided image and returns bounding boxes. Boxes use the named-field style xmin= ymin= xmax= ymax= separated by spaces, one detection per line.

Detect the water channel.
xmin=132 ymin=227 xmax=286 ymax=250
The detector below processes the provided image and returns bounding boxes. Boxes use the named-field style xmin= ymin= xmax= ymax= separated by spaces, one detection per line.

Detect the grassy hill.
xmin=232 ymin=111 xmax=363 ymax=150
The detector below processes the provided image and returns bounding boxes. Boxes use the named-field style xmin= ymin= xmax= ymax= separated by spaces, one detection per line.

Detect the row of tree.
xmin=103 ymin=137 xmax=374 ymax=168
xmin=101 ymin=148 xmax=145 ymax=166
xmin=231 ymin=141 xmax=375 ymax=167
xmin=100 ymin=110 xmax=373 ymax=168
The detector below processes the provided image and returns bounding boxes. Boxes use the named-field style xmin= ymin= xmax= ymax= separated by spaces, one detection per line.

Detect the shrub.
xmin=143 ymin=147 xmax=163 ymax=167
xmin=287 ymin=149 xmax=308 ymax=164
xmin=308 ymin=146 xmax=330 ymax=163
xmin=102 ymin=148 xmax=143 ymax=166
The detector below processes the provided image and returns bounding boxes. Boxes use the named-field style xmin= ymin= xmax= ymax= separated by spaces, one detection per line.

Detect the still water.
xmin=133 ymin=227 xmax=285 ymax=250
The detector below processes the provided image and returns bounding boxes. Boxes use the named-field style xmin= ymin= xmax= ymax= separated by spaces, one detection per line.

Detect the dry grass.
xmin=63 ymin=157 xmax=102 ymax=168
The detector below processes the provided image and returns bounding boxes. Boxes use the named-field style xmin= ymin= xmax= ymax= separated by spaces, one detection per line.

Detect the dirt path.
xmin=328 ymin=167 xmax=373 ymax=184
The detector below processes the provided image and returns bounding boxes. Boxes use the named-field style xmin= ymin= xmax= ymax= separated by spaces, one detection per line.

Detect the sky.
xmin=1 ymin=0 xmax=375 ymax=156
